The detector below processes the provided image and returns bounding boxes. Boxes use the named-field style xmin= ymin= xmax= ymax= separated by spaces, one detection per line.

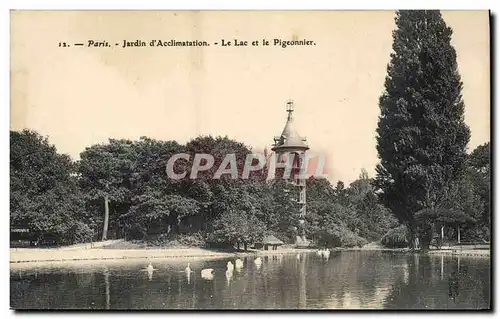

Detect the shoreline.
xmin=427 ymin=249 xmax=490 ymax=257
xmin=9 ymin=247 xmax=317 ymax=265
xmin=10 ymin=245 xmax=489 ymax=267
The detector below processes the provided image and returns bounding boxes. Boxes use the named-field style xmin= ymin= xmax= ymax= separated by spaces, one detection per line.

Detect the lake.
xmin=10 ymin=251 xmax=491 ymax=310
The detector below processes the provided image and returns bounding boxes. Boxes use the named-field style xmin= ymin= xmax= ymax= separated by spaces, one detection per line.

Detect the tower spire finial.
xmin=286 ymin=99 xmax=294 ymax=113
xmin=286 ymin=99 xmax=294 ymax=120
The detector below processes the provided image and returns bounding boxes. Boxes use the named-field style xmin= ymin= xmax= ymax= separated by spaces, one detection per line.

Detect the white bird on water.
xmin=296 ymin=253 xmax=301 ymax=260
xmin=142 ymin=262 xmax=156 ymax=281
xmin=322 ymin=249 xmax=330 ymax=259
xmin=227 ymin=261 xmax=234 ymax=272
xmin=186 ymin=265 xmax=192 ymax=284
xmin=226 ymin=268 xmax=233 ymax=286
xmin=235 ymin=259 xmax=244 ymax=269
xmin=141 ymin=261 xmax=156 ymax=272
xmin=201 ymin=268 xmax=214 ymax=280
xmin=254 ymin=257 xmax=262 ymax=266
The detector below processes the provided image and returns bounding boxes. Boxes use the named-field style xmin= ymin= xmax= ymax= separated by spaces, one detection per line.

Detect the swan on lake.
xmin=226 ymin=269 xmax=233 ymax=285
xmin=235 ymin=259 xmax=244 ymax=269
xmin=141 ymin=261 xmax=157 ymax=272
xmin=142 ymin=262 xmax=156 ymax=281
xmin=227 ymin=261 xmax=234 ymax=272
xmin=322 ymin=249 xmax=330 ymax=259
xmin=185 ymin=263 xmax=192 ymax=273
xmin=201 ymin=268 xmax=214 ymax=280
xmin=254 ymin=257 xmax=262 ymax=265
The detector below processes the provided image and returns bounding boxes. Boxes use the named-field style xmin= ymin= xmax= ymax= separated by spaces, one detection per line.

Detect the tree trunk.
xmin=420 ymin=224 xmax=432 ymax=251
xmin=115 ymin=217 xmax=120 ymax=239
xmin=408 ymin=224 xmax=418 ymax=250
xmin=102 ymin=195 xmax=109 ymax=241
xmin=420 ymin=238 xmax=430 ymax=251
xmin=457 ymin=225 xmax=461 ymax=244
xmin=244 ymin=242 xmax=248 ymax=251
xmin=237 ymin=242 xmax=240 ymax=250
xmin=437 ymin=225 xmax=444 ymax=249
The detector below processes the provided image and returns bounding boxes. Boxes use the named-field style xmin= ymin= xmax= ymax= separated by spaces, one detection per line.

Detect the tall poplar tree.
xmin=375 ymin=10 xmax=470 ymax=249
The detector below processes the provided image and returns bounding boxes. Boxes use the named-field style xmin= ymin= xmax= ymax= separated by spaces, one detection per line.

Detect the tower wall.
xmin=273 ymin=150 xmax=308 ymax=245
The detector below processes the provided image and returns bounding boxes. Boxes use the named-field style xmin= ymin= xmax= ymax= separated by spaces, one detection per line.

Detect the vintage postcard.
xmin=9 ymin=10 xmax=490 ymax=310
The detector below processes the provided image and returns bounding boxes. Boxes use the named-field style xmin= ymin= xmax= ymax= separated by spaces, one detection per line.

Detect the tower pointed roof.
xmin=272 ymin=100 xmax=309 ymax=152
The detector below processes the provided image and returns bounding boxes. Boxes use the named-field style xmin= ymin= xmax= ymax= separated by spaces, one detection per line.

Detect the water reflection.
xmin=298 ymin=253 xmax=306 ymax=308
xmin=104 ymin=268 xmax=110 ymax=310
xmin=225 ymin=269 xmax=233 ymax=286
xmin=10 ymin=251 xmax=490 ymax=310
xmin=441 ymin=255 xmax=444 ymax=280
xmin=448 ymin=271 xmax=460 ymax=301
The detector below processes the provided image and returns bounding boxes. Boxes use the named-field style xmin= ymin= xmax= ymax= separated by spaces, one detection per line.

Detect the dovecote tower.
xmin=271 ymin=100 xmax=310 ymax=246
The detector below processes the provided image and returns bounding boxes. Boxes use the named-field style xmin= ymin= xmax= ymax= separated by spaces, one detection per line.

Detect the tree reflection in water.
xmin=384 ymin=254 xmax=490 ymax=309
xmin=298 ymin=253 xmax=306 ymax=309
xmin=103 ymin=268 xmax=110 ymax=310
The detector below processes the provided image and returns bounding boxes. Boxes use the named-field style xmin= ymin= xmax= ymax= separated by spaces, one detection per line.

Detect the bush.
xmin=340 ymin=229 xmax=368 ymax=248
xmin=380 ymin=224 xmax=409 ymax=248
xmin=125 ymin=224 xmax=147 ymax=240
xmin=365 ymin=230 xmax=384 ymax=242
xmin=67 ymin=222 xmax=94 ymax=244
xmin=210 ymin=210 xmax=266 ymax=247
xmin=270 ymin=232 xmax=293 ymax=245
xmin=148 ymin=232 xmax=206 ymax=247
xmin=462 ymin=225 xmax=490 ymax=243
xmin=171 ymin=233 xmax=206 ymax=247
xmin=316 ymin=224 xmax=368 ymax=248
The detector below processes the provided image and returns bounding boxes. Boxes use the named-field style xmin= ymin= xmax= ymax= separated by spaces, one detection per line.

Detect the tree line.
xmin=10 ymin=132 xmax=397 ymax=248
xmin=10 ymin=129 xmax=489 ymax=249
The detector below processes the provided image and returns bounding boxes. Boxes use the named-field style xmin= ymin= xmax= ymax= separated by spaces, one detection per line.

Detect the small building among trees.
xmin=254 ymin=235 xmax=285 ymax=250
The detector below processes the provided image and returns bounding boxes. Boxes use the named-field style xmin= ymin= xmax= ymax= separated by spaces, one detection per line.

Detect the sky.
xmin=10 ymin=10 xmax=490 ymax=184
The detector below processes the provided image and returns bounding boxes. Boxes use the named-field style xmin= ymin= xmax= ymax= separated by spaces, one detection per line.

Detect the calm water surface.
xmin=10 ymin=251 xmax=490 ymax=310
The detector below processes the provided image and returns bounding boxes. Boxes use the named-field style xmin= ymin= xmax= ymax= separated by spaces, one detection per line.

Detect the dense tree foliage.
xmin=467 ymin=142 xmax=491 ymax=229
xmin=448 ymin=142 xmax=491 ymax=241
xmin=209 ymin=210 xmax=266 ymax=250
xmin=375 ymin=10 xmax=471 ymax=249
xmin=10 ymin=130 xmax=90 ymax=244
xmin=380 ymin=141 xmax=491 ymax=248
xmin=78 ymin=139 xmax=138 ymax=240
xmin=11 ymin=130 xmax=407 ymax=248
